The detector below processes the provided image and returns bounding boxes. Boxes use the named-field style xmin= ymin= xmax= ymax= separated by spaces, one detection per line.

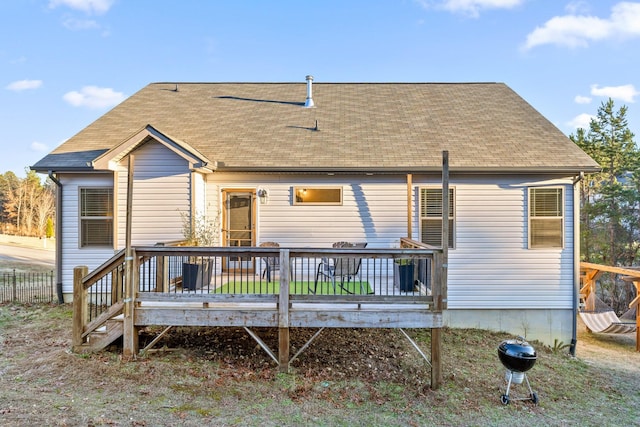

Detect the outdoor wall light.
xmin=257 ymin=188 xmax=269 ymax=204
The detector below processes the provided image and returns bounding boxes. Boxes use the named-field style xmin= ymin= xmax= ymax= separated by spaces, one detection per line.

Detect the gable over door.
xmin=117 ymin=143 xmax=190 ymax=247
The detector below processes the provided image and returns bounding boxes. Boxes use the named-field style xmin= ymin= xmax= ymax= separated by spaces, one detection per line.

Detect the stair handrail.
xmin=82 ymin=249 xmax=126 ymax=290
xmin=73 ymin=249 xmax=129 ymax=350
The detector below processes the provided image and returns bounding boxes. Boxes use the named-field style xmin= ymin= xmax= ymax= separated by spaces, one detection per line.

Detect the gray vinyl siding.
xmin=58 ymin=173 xmax=116 ymax=296
xmin=59 ymin=166 xmax=575 ymax=313
xmin=210 ymin=173 xmax=408 ymax=248
xmin=441 ymin=176 xmax=574 ymax=310
xmin=115 ymin=142 xmax=191 ymax=248
xmin=211 ymin=173 xmax=575 ymax=311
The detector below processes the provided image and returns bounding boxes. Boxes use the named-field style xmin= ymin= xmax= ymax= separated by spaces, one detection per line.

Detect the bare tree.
xmin=34 ymin=182 xmax=55 ymax=237
xmin=1 ymin=170 xmax=56 ymax=237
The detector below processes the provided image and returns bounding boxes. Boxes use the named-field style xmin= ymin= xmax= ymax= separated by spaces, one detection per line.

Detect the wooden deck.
xmin=72 ymin=239 xmax=446 ymax=388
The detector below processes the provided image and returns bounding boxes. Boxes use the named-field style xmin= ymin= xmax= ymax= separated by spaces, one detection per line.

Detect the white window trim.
xmin=419 ymin=186 xmax=455 ymax=249
xmin=293 ymin=186 xmax=343 ymax=206
xmin=528 ymin=186 xmax=565 ymax=249
xmin=79 ymin=186 xmax=114 ymax=249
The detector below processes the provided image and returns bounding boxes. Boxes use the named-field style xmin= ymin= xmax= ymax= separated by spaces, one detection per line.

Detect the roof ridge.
xmin=148 ymin=81 xmax=502 ymax=85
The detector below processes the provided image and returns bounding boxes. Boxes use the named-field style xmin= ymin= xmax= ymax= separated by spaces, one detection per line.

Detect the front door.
xmin=222 ymin=190 xmax=255 ymax=271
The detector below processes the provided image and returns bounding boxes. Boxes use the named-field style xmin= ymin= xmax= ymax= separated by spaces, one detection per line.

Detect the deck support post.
xmin=430 ymin=152 xmax=449 ymax=389
xmin=441 ymin=150 xmax=449 ymax=310
xmin=123 ymin=247 xmax=139 ymax=360
xmin=431 ymin=327 xmax=442 ymax=389
xmin=431 ymin=252 xmax=444 ymax=389
xmin=279 ymin=328 xmax=290 ymax=372
xmin=72 ymin=265 xmax=89 ymax=351
xmin=155 ymin=253 xmax=168 ymax=293
xmin=278 ymin=249 xmax=291 ymax=372
xmin=122 ymin=154 xmax=138 ymax=360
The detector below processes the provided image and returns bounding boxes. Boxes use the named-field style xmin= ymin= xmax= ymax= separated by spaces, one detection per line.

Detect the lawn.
xmin=0 ymin=303 xmax=638 ymax=426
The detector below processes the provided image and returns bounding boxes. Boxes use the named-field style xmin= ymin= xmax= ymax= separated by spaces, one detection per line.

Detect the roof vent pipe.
xmin=304 ymin=75 xmax=315 ymax=108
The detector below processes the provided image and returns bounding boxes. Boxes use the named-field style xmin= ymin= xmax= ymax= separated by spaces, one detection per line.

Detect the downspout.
xmin=48 ymin=171 xmax=64 ymax=304
xmin=570 ymin=171 xmax=584 ymax=356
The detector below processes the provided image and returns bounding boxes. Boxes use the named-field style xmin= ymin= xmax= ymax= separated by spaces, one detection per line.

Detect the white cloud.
xmin=415 ymin=0 xmax=523 ymax=17
xmin=590 ymin=83 xmax=639 ymax=103
xmin=63 ymin=18 xmax=100 ymax=30
xmin=574 ymin=95 xmax=592 ymax=104
xmin=49 ymin=0 xmax=114 ymax=15
xmin=63 ymin=86 xmax=126 ymax=109
xmin=565 ymin=1 xmax=590 ymax=15
xmin=30 ymin=142 xmax=49 ymax=153
xmin=524 ymin=2 xmax=640 ymax=49
xmin=568 ymin=113 xmax=594 ymax=129
xmin=6 ymin=80 xmax=43 ymax=91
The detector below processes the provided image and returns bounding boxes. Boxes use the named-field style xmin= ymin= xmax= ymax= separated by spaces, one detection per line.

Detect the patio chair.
xmin=259 ymin=241 xmax=280 ymax=282
xmin=312 ymin=241 xmax=369 ymax=294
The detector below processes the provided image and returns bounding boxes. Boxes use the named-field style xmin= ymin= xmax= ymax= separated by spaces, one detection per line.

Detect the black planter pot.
xmin=397 ymin=264 xmax=414 ymax=292
xmin=182 ymin=263 xmax=200 ymax=291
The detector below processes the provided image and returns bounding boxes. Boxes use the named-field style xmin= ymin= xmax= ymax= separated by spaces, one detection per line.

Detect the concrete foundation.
xmin=444 ymin=309 xmax=574 ymax=348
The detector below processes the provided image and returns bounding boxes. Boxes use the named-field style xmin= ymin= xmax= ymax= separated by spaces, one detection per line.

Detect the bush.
xmin=45 ymin=217 xmax=54 ymax=239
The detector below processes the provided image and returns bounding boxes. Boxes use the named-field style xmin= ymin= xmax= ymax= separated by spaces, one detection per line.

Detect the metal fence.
xmin=0 ymin=269 xmax=56 ymax=303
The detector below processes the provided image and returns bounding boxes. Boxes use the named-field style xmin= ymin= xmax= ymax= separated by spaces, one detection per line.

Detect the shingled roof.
xmin=32 ymin=81 xmax=599 ymax=174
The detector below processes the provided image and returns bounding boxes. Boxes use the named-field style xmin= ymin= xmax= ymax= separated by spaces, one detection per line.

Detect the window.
xmin=529 ymin=187 xmax=563 ymax=249
xmin=420 ymin=187 xmax=455 ymax=248
xmin=80 ymin=188 xmax=113 ymax=248
xmin=293 ymin=187 xmax=342 ymax=205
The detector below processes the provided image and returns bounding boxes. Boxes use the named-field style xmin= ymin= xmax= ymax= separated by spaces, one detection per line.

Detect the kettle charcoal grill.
xmin=497 ymin=336 xmax=539 ymax=405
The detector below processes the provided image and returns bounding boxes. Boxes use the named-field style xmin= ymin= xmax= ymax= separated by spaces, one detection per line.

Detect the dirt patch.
xmin=142 ymin=325 xmax=432 ymax=389
xmin=575 ymin=316 xmax=639 ymax=374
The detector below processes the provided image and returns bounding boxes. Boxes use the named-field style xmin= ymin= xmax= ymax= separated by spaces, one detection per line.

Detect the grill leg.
xmin=524 ymin=373 xmax=533 ymax=395
xmin=504 ymin=371 xmax=514 ymax=397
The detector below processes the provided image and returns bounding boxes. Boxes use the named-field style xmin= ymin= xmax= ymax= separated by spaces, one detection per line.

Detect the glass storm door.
xmin=222 ymin=190 xmax=255 ymax=271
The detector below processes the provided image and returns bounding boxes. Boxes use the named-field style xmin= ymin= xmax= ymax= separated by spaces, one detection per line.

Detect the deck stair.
xmin=79 ymin=317 xmax=124 ymax=352
xmin=73 ymin=302 xmax=124 ymax=353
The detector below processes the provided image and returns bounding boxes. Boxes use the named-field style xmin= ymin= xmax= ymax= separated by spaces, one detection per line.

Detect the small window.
xmin=420 ymin=187 xmax=455 ymax=248
xmin=80 ymin=188 xmax=114 ymax=248
xmin=293 ymin=187 xmax=342 ymax=205
xmin=529 ymin=187 xmax=563 ymax=249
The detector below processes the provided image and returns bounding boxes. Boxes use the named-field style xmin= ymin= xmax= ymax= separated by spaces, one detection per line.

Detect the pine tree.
xmin=571 ymin=98 xmax=639 ymax=312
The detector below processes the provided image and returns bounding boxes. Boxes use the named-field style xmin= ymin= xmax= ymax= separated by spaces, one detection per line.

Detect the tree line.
xmin=0 ymin=170 xmax=55 ymax=238
xmin=571 ymin=98 xmax=640 ymax=314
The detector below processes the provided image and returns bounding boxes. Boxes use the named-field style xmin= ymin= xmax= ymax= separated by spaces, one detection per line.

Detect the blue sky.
xmin=2 ymin=0 xmax=640 ymax=177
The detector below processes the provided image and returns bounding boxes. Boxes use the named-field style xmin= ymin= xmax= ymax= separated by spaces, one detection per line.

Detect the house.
xmin=32 ymin=76 xmax=600 ymax=347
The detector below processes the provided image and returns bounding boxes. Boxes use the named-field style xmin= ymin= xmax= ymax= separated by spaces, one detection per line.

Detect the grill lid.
xmin=498 ymin=336 xmax=537 ymax=372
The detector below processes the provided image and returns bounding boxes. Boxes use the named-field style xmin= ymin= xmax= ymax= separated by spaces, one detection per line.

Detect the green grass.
xmin=213 ymin=280 xmax=372 ymax=295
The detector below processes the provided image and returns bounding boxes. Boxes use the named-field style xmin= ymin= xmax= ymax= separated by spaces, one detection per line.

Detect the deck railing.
xmin=131 ymin=245 xmax=440 ymax=298
xmin=76 ymin=244 xmax=444 ymax=332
